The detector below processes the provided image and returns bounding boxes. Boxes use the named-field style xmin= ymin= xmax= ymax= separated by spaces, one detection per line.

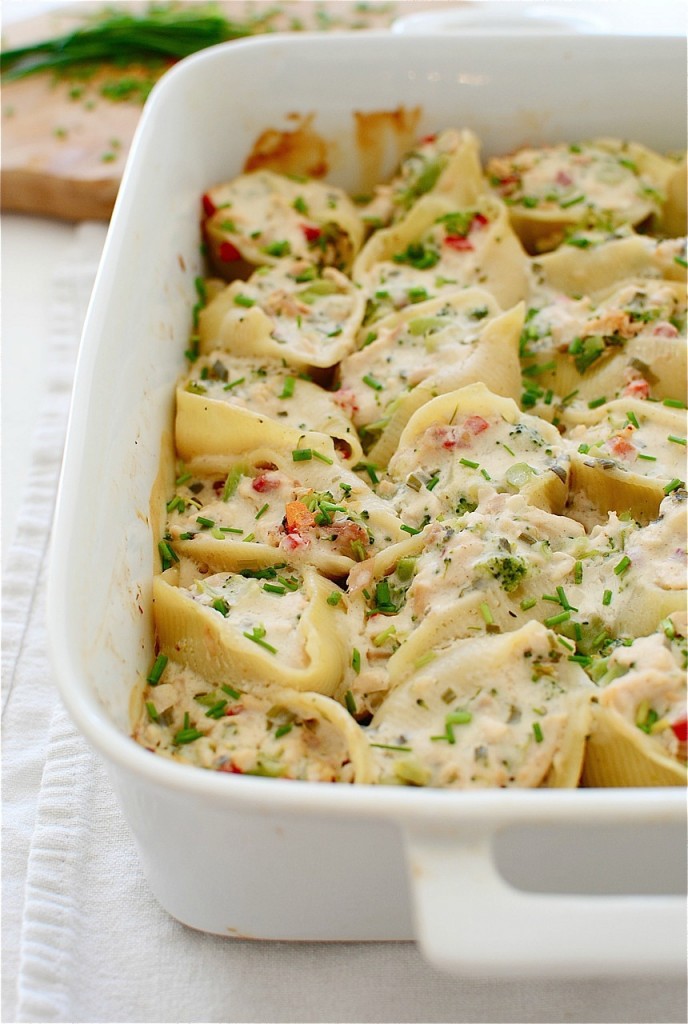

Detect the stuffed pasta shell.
xmin=176 ymin=352 xmax=362 ymax=466
xmin=582 ymin=614 xmax=687 ymax=787
xmin=486 ymin=138 xmax=679 ymax=253
xmin=367 ymin=620 xmax=595 ymax=788
xmin=202 ymin=169 xmax=364 ymax=277
xmin=198 ymin=259 xmax=365 ymax=370
xmin=164 ymin=445 xmax=405 ymax=578
xmin=134 ymin=660 xmax=373 ymax=782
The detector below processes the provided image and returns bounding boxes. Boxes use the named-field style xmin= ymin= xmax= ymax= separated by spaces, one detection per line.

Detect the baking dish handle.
xmin=403 ymin=826 xmax=687 ymax=977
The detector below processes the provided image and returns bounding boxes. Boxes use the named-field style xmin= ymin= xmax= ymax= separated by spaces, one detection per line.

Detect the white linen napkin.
xmin=2 ymin=224 xmax=686 ymax=1024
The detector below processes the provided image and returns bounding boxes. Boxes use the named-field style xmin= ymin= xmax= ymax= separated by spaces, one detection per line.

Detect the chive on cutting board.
xmin=1 ymin=1 xmax=457 ymax=222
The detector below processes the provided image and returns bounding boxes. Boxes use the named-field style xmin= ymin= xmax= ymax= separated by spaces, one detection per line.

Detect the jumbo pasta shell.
xmin=365 ymin=302 xmax=525 ymax=469
xmin=369 ymin=620 xmax=594 ymax=789
xmin=582 ymin=704 xmax=686 ymax=787
xmin=175 ymin=386 xmax=362 ymax=468
xmin=153 ymin=564 xmax=348 ymax=696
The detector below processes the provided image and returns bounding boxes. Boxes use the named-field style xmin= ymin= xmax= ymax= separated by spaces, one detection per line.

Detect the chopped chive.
xmin=354 ymin=462 xmax=379 ymax=485
xmin=479 ymin=602 xmax=494 ymax=625
xmin=158 ymin=539 xmax=179 ymax=570
xmin=222 ymin=467 xmax=243 ymax=501
xmin=224 ymin=376 xmax=246 ymax=390
xmin=480 ymin=468 xmax=491 ymax=480
xmin=277 ymin=575 xmax=299 ymax=592
xmin=459 ymin=457 xmax=480 ymax=469
xmin=587 ymin=396 xmax=606 ymax=409
xmin=668 ymin=435 xmax=687 ymax=445
xmin=626 ymin=410 xmax=640 ymax=429
xmin=438 ymin=710 xmax=473 ymax=745
xmin=147 ymin=652 xmax=168 ymax=685
xmin=577 ymin=443 xmax=590 ymax=454
xmin=602 ymin=589 xmax=613 ymax=606
xmin=255 ymin=502 xmax=270 ymax=520
xmin=344 ymin=690 xmax=357 ymax=715
xmin=221 ymin=684 xmax=241 ymax=700
xmin=312 ymin=450 xmax=334 ymax=465
xmin=279 ymin=376 xmax=296 ymax=399
xmin=173 ymin=727 xmax=204 ymax=745
xmin=351 ymin=648 xmax=361 ymax=673
xmin=614 ymin=555 xmax=631 ymax=576
xmin=370 ymin=742 xmax=413 ymax=752
xmin=242 ymin=533 xmax=255 ymax=543
xmin=637 ymin=453 xmax=656 ymax=461
xmin=263 ymin=583 xmax=286 ymax=595
xmin=556 ymin=586 xmax=577 ymax=611
xmin=664 ymin=478 xmax=684 ymax=495
xmin=292 ymin=448 xmax=312 ymax=462
xmin=591 ymin=631 xmax=609 ymax=651
xmin=372 ymin=624 xmax=396 ymax=647
xmin=219 ymin=526 xmax=243 ymax=535
xmin=400 ymin=523 xmax=422 ymax=536
xmin=145 ymin=701 xmax=159 ymax=722
xmin=233 ymin=293 xmax=255 ymax=307
xmin=196 ymin=515 xmax=215 ymax=528
xmin=573 ymin=561 xmax=583 ymax=584
xmin=243 ymin=629 xmax=277 ymax=654
xmin=532 ymin=721 xmax=544 ymax=743
xmin=205 ymin=700 xmax=228 ymax=719
xmin=544 ymin=610 xmax=571 ymax=627
xmin=663 ymin=398 xmax=686 ymax=409
xmin=520 ymin=597 xmax=537 ymax=611
xmin=327 ymin=591 xmax=342 ymax=606
xmin=426 ymin=473 xmax=440 ymax=491
xmin=274 ymin=723 xmax=293 ymax=739
xmin=568 ymin=654 xmax=592 ymax=667
xmin=362 ymin=373 xmax=384 ymax=391
xmin=556 ymin=634 xmax=575 ymax=651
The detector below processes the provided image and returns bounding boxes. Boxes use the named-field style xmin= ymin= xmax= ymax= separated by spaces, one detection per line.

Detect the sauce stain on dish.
xmin=244 ymin=113 xmax=329 ymax=178
xmin=242 ymin=107 xmax=423 ymax=190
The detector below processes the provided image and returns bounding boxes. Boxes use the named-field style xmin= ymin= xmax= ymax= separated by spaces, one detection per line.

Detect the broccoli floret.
xmin=482 ymin=554 xmax=528 ymax=593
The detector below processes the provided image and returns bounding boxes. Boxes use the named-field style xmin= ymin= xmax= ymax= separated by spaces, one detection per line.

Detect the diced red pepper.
xmin=420 ymin=133 xmax=437 ymax=144
xmin=301 ymin=224 xmax=322 ymax=244
xmin=252 ymin=472 xmax=281 ymax=493
xmin=225 ymin=704 xmax=244 ymax=717
xmin=444 ymin=235 xmax=474 ymax=251
xmin=202 ymin=192 xmax=217 ymax=217
xmin=464 ymin=415 xmax=489 ymax=435
xmin=471 ymin=212 xmax=489 ymax=229
xmin=218 ymin=760 xmax=244 ymax=773
xmin=218 ymin=240 xmax=241 ymax=262
xmin=671 ymin=718 xmax=687 ymax=743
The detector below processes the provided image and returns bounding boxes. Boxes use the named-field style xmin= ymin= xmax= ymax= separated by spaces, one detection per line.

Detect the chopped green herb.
xmin=146 ymin=653 xmax=168 ymax=685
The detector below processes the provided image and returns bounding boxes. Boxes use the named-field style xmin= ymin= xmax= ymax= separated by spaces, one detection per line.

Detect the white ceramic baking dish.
xmin=48 ymin=30 xmax=687 ymax=978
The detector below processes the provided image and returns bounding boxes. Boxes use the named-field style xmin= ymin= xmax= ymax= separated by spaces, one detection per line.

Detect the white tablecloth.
xmin=2 ymin=217 xmax=687 ymax=1024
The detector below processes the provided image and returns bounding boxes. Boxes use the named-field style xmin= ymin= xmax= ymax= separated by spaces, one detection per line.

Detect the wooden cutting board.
xmin=1 ymin=0 xmax=458 ymax=222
